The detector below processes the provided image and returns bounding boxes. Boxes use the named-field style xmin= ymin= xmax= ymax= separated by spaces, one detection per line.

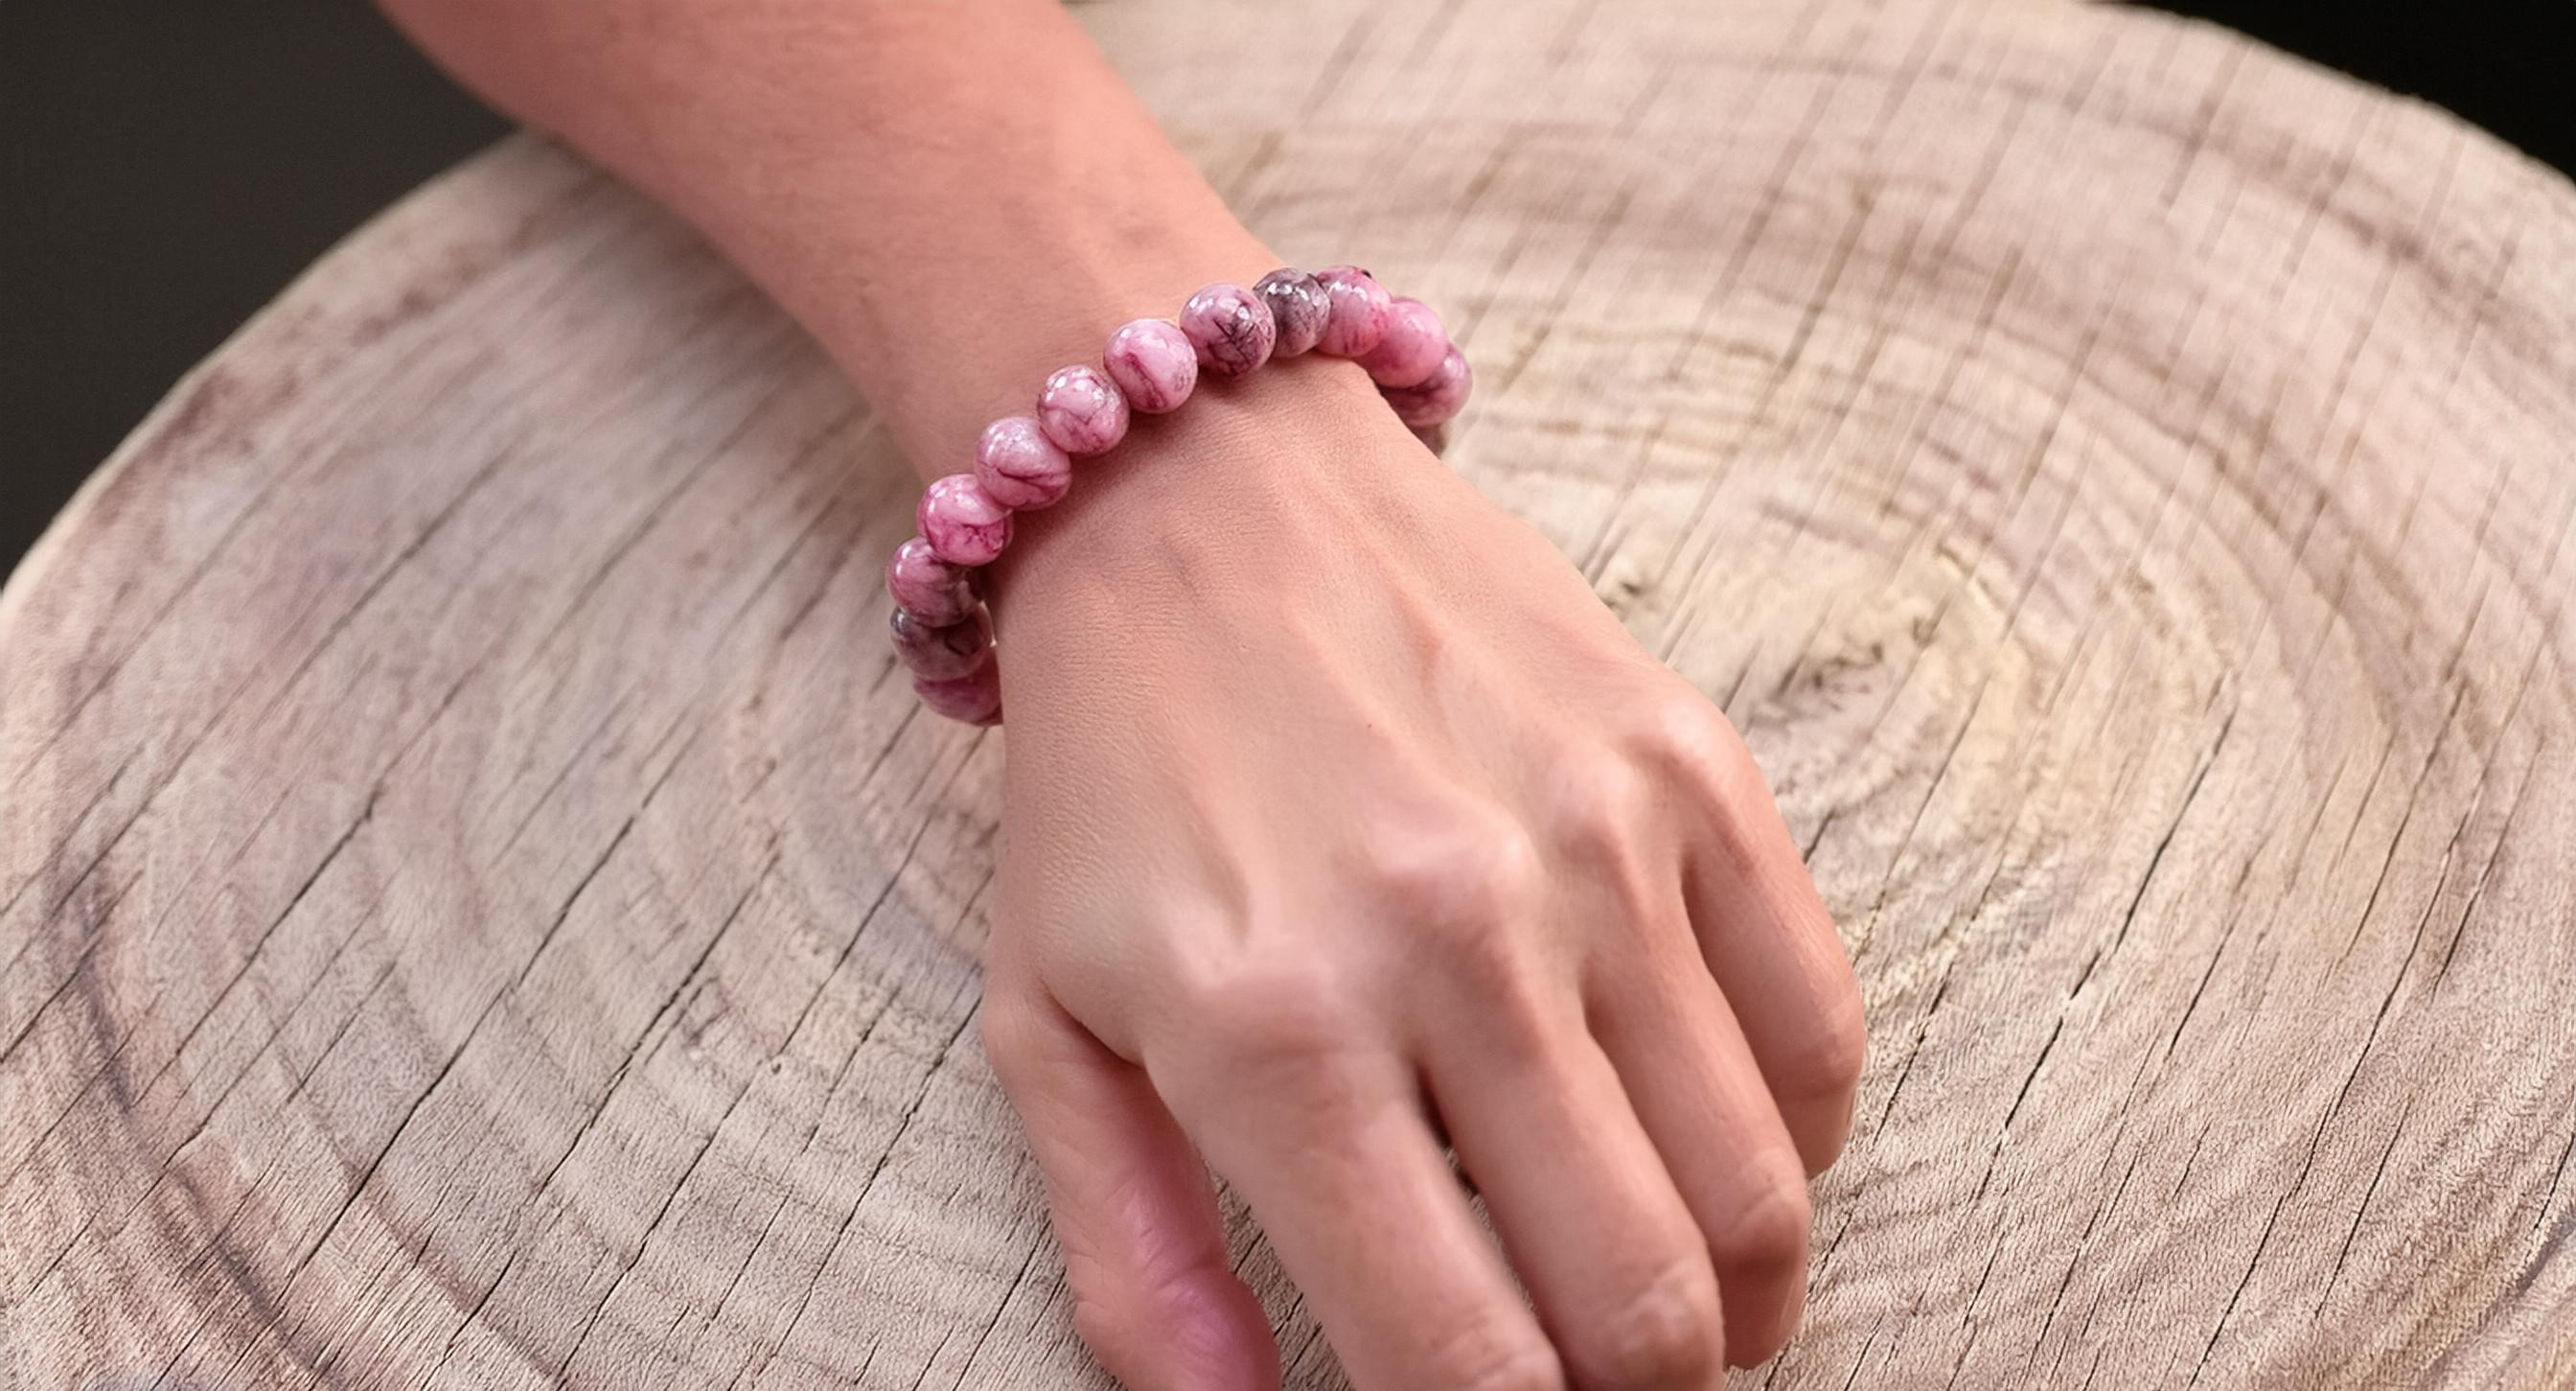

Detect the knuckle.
xmin=1636 ymin=692 xmax=1781 ymax=828
xmin=1356 ymin=809 xmax=1564 ymax=1041
xmin=1070 ymin=1252 xmax=1235 ymax=1383
xmin=1787 ymin=994 xmax=1870 ymax=1104
xmin=1361 ymin=808 xmax=1545 ymax=940
xmin=1575 ymin=1257 xmax=1725 ymax=1388
xmin=1068 ymin=1288 xmax=1142 ymax=1380
xmin=1709 ymin=1162 xmax=1816 ymax=1280
xmin=976 ymin=992 xmax=1045 ymax=1090
xmin=1544 ymin=757 xmax=1652 ymax=859
xmin=1172 ymin=957 xmax=1357 ymax=1073
xmin=1425 ymin=1320 xmax=1565 ymax=1391
xmin=1632 ymin=687 xmax=1748 ymax=780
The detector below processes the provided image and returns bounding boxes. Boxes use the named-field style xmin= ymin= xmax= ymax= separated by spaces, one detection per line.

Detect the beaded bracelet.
xmin=884 ymin=266 xmax=1473 ymax=725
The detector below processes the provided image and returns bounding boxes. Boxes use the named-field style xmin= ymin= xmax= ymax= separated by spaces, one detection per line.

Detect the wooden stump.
xmin=5 ymin=2 xmax=2572 ymax=1386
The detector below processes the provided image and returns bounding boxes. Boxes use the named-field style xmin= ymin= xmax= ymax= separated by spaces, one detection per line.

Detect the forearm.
xmin=379 ymin=0 xmax=1276 ymax=476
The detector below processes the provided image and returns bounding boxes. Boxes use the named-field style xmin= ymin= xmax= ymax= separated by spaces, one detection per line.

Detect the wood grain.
xmin=5 ymin=2 xmax=2572 ymax=1386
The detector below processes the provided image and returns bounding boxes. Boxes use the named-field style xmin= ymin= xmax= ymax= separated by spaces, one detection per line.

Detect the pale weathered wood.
xmin=4 ymin=1 xmax=2572 ymax=1386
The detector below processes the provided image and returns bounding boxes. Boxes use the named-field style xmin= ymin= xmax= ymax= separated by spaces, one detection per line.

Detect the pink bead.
xmin=1037 ymin=365 xmax=1130 ymax=456
xmin=1181 ymin=283 xmax=1276 ymax=378
xmin=1103 ymin=318 xmax=1199 ymax=414
xmin=885 ymin=537 xmax=978 ymax=626
xmin=1357 ymin=297 xmax=1449 ymax=388
xmin=1381 ymin=344 xmax=1472 ymax=429
xmin=975 ymin=413 xmax=1073 ymax=510
xmin=1254 ymin=268 xmax=1332 ymax=359
xmin=916 ymin=474 xmax=1013 ymax=567
xmin=889 ymin=605 xmax=993 ymax=682
xmin=1312 ymin=266 xmax=1392 ymax=359
xmin=914 ymin=664 xmax=1002 ymax=725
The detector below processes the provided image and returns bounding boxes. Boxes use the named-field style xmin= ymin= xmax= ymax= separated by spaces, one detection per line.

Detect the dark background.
xmin=4 ymin=2 xmax=2570 ymax=576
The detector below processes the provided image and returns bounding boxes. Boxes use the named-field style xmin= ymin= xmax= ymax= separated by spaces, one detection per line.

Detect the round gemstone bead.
xmin=884 ymin=536 xmax=977 ymax=626
xmin=913 ymin=663 xmax=1002 ymax=725
xmin=1036 ymin=365 xmax=1130 ymax=456
xmin=1180 ymin=283 xmax=1276 ymax=378
xmin=1380 ymin=344 xmax=1472 ymax=429
xmin=974 ymin=413 xmax=1073 ymax=510
xmin=1312 ymin=266 xmax=1392 ymax=359
xmin=1357 ymin=297 xmax=1449 ymax=388
xmin=916 ymin=473 xmax=1013 ymax=567
xmin=1254 ymin=268 xmax=1332 ymax=359
xmin=1103 ymin=318 xmax=1199 ymax=414
xmin=889 ymin=605 xmax=993 ymax=682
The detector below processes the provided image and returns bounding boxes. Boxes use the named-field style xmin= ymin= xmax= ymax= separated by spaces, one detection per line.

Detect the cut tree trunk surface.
xmin=4 ymin=2 xmax=2571 ymax=1387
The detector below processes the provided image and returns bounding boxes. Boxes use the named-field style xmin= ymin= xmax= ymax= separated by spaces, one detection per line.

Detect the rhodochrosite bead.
xmin=1103 ymin=318 xmax=1198 ymax=413
xmin=1313 ymin=266 xmax=1392 ymax=358
xmin=916 ymin=474 xmax=1013 ymax=566
xmin=884 ymin=537 xmax=977 ymax=626
xmin=889 ymin=605 xmax=992 ymax=682
xmin=913 ymin=664 xmax=1002 ymax=725
xmin=975 ymin=413 xmax=1073 ymax=509
xmin=1181 ymin=283 xmax=1276 ymax=377
xmin=1255 ymin=268 xmax=1332 ymax=358
xmin=1036 ymin=365 xmax=1130 ymax=455
xmin=1381 ymin=344 xmax=1473 ymax=428
xmin=1357 ymin=297 xmax=1449 ymax=388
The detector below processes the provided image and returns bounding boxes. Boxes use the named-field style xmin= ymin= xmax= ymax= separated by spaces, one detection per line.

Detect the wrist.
xmin=985 ymin=359 xmax=1444 ymax=682
xmin=881 ymin=258 xmax=1479 ymax=728
xmin=836 ymin=217 xmax=1283 ymax=479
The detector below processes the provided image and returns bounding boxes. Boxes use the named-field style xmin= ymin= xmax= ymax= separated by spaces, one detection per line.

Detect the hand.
xmin=978 ymin=363 xmax=1866 ymax=1391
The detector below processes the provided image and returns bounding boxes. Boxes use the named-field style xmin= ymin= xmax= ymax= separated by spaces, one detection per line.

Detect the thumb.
xmin=981 ymin=986 xmax=1278 ymax=1391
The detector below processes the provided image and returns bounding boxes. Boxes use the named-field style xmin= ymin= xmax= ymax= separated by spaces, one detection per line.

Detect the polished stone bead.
xmin=889 ymin=605 xmax=993 ymax=682
xmin=913 ymin=663 xmax=1003 ymax=725
xmin=1312 ymin=266 xmax=1392 ymax=359
xmin=1103 ymin=318 xmax=1199 ymax=414
xmin=1181 ymin=282 xmax=1276 ymax=378
xmin=884 ymin=536 xmax=978 ymax=626
xmin=1036 ymin=364 xmax=1131 ymax=456
xmin=1380 ymin=344 xmax=1472 ymax=429
xmin=916 ymin=473 xmax=1014 ymax=567
xmin=1358 ymin=296 xmax=1449 ymax=388
xmin=974 ymin=413 xmax=1073 ymax=510
xmin=1254 ymin=268 xmax=1332 ymax=359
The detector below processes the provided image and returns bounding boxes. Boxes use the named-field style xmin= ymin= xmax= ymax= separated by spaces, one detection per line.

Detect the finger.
xmin=1675 ymin=723 xmax=1868 ymax=1173
xmin=1428 ymin=996 xmax=1729 ymax=1390
xmin=1589 ymin=919 xmax=1816 ymax=1368
xmin=981 ymin=989 xmax=1277 ymax=1391
xmin=1159 ymin=1029 xmax=1561 ymax=1391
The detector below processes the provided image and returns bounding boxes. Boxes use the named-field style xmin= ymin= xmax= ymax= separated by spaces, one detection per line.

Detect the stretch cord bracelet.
xmin=885 ymin=265 xmax=1473 ymax=725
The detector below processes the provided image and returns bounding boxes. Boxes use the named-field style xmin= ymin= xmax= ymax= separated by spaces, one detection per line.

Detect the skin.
xmin=378 ymin=1 xmax=1869 ymax=1386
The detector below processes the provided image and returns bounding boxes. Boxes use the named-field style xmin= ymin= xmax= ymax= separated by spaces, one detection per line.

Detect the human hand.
xmin=978 ymin=363 xmax=1867 ymax=1391
xmin=377 ymin=0 xmax=1860 ymax=1380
